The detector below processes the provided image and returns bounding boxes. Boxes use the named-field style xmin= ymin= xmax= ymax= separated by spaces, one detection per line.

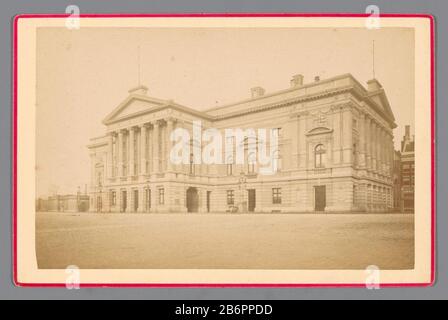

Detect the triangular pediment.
xmin=366 ymin=89 xmax=396 ymax=125
xmin=102 ymin=95 xmax=168 ymax=125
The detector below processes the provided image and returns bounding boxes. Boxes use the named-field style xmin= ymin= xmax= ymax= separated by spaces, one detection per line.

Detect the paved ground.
xmin=36 ymin=212 xmax=414 ymax=270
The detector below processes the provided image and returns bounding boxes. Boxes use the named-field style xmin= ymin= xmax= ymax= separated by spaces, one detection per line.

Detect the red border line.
xmin=12 ymin=13 xmax=436 ymax=288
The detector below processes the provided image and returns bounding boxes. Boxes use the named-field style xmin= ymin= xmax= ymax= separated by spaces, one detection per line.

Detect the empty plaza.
xmin=36 ymin=212 xmax=414 ymax=270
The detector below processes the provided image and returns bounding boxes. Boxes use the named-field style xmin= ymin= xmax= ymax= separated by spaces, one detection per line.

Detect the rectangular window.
xmin=272 ymin=188 xmax=282 ymax=204
xmin=226 ymin=190 xmax=234 ymax=205
xmin=158 ymin=188 xmax=164 ymax=205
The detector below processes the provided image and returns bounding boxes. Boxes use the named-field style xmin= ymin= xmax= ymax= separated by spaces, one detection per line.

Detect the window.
xmin=314 ymin=144 xmax=326 ymax=168
xmin=353 ymin=143 xmax=357 ymax=165
xmin=110 ymin=191 xmax=116 ymax=206
xmin=226 ymin=190 xmax=234 ymax=205
xmin=227 ymin=164 xmax=233 ymax=176
xmin=272 ymin=188 xmax=282 ymax=204
xmin=158 ymin=188 xmax=164 ymax=205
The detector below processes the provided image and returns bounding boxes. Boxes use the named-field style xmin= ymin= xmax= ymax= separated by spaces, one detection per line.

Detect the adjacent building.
xmin=87 ymin=73 xmax=397 ymax=213
xmin=392 ymin=150 xmax=402 ymax=211
xmin=36 ymin=193 xmax=90 ymax=212
xmin=400 ymin=125 xmax=415 ymax=212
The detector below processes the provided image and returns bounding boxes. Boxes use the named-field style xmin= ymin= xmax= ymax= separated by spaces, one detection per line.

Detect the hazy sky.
xmin=36 ymin=27 xmax=414 ymax=196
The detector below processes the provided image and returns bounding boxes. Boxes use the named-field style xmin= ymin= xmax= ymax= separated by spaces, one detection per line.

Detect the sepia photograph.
xmin=14 ymin=15 xmax=433 ymax=286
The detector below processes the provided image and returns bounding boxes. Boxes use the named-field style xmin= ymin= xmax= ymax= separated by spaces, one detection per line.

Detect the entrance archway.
xmin=186 ymin=187 xmax=199 ymax=213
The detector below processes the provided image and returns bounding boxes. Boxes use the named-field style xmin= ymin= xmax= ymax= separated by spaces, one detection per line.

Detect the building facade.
xmin=392 ymin=150 xmax=402 ymax=211
xmin=400 ymin=125 xmax=415 ymax=212
xmin=36 ymin=194 xmax=90 ymax=212
xmin=87 ymin=73 xmax=396 ymax=213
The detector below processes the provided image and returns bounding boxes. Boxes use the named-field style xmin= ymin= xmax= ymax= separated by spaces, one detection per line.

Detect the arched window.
xmin=315 ymin=144 xmax=326 ymax=168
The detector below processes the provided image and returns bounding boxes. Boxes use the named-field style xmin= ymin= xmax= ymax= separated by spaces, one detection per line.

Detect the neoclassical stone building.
xmin=87 ymin=73 xmax=396 ymax=213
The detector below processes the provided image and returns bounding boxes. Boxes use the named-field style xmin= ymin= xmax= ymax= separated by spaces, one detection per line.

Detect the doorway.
xmin=186 ymin=187 xmax=199 ymax=213
xmin=96 ymin=196 xmax=102 ymax=213
xmin=145 ymin=188 xmax=151 ymax=212
xmin=121 ymin=190 xmax=127 ymax=212
xmin=206 ymin=191 xmax=211 ymax=213
xmin=133 ymin=189 xmax=139 ymax=212
xmin=247 ymin=189 xmax=256 ymax=212
xmin=314 ymin=185 xmax=326 ymax=211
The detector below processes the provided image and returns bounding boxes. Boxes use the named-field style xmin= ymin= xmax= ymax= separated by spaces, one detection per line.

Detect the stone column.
xmin=117 ymin=130 xmax=124 ymax=177
xmin=140 ymin=124 xmax=147 ymax=176
xmin=342 ymin=106 xmax=353 ymax=164
xmin=166 ymin=118 xmax=175 ymax=172
xmin=152 ymin=121 xmax=159 ymax=173
xmin=129 ymin=127 xmax=135 ymax=176
xmin=107 ymin=133 xmax=114 ymax=178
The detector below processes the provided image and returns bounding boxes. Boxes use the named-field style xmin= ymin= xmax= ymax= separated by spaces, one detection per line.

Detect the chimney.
xmin=128 ymin=84 xmax=148 ymax=95
xmin=314 ymin=76 xmax=320 ymax=82
xmin=367 ymin=79 xmax=382 ymax=91
xmin=251 ymin=86 xmax=265 ymax=98
xmin=290 ymin=74 xmax=304 ymax=87
xmin=405 ymin=125 xmax=410 ymax=140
